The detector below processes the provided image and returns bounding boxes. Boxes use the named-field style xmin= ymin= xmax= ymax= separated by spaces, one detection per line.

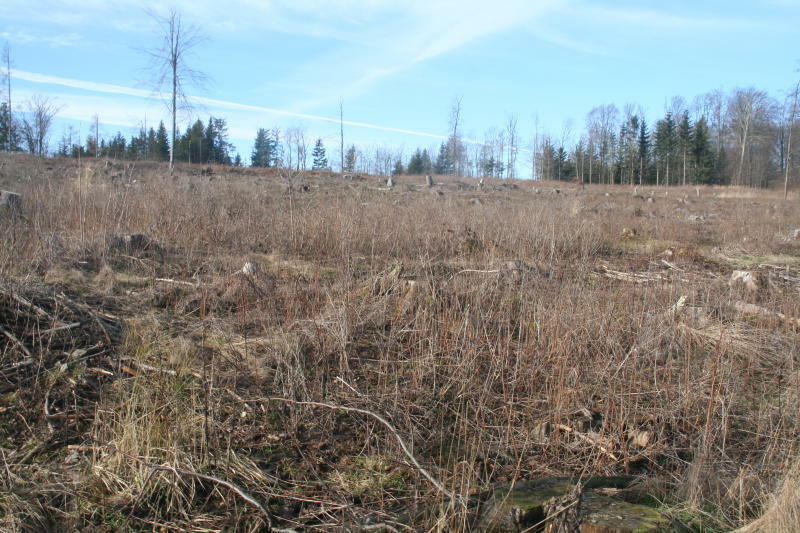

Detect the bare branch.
xmin=267 ymin=397 xmax=462 ymax=507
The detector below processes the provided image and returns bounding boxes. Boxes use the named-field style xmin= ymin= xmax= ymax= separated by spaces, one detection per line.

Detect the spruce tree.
xmin=312 ymin=138 xmax=328 ymax=170
xmin=203 ymin=117 xmax=216 ymax=163
xmin=0 ymin=102 xmax=17 ymax=151
xmin=638 ymin=118 xmax=650 ymax=184
xmin=155 ymin=121 xmax=170 ymax=161
xmin=654 ymin=113 xmax=676 ymax=185
xmin=108 ymin=132 xmax=126 ymax=159
xmin=420 ymin=149 xmax=433 ymax=174
xmin=407 ymin=149 xmax=424 ymax=174
xmin=251 ymin=128 xmax=280 ymax=167
xmin=173 ymin=124 xmax=192 ymax=162
xmin=434 ymin=142 xmax=453 ymax=175
xmin=678 ymin=111 xmax=692 ymax=185
xmin=206 ymin=117 xmax=231 ymax=165
xmin=392 ymin=159 xmax=404 ymax=176
xmin=692 ymin=117 xmax=715 ymax=184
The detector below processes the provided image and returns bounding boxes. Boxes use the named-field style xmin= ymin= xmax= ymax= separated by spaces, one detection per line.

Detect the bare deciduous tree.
xmin=285 ymin=127 xmax=308 ymax=171
xmin=2 ymin=42 xmax=12 ymax=152
xmin=449 ymin=96 xmax=463 ymax=176
xmin=727 ymin=88 xmax=774 ymax=187
xmin=586 ymin=104 xmax=618 ymax=184
xmin=144 ymin=8 xmax=207 ymax=172
xmin=784 ymin=81 xmax=799 ymax=199
xmin=506 ymin=114 xmax=518 ymax=179
xmin=339 ymin=99 xmax=345 ymax=173
xmin=20 ymin=95 xmax=60 ymax=155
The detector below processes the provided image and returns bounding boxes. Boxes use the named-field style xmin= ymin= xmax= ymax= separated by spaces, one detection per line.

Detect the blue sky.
xmin=1 ymin=0 xmax=799 ymax=169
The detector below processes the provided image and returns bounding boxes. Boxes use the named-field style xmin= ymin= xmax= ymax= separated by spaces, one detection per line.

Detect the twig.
xmin=0 ymin=358 xmax=35 ymax=375
xmin=43 ymin=387 xmax=55 ymax=434
xmin=0 ymin=326 xmax=33 ymax=359
xmin=362 ymin=523 xmax=402 ymax=532
xmin=267 ymin=397 xmax=462 ymax=507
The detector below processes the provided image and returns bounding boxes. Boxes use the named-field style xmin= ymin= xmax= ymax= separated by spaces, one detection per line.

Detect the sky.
xmin=1 ymin=0 xmax=799 ymax=172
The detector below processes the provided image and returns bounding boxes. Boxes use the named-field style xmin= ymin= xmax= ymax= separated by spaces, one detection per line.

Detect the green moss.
xmin=478 ymin=478 xmax=673 ymax=533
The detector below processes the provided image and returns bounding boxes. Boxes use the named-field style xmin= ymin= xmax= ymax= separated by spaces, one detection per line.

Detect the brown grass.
xmin=1 ymin=152 xmax=799 ymax=531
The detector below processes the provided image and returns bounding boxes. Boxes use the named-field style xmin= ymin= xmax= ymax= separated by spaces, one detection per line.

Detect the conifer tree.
xmin=407 ymin=149 xmax=424 ymax=174
xmin=692 ymin=117 xmax=715 ymax=184
xmin=312 ymin=138 xmax=328 ymax=170
xmin=638 ymin=118 xmax=650 ymax=185
xmin=0 ymin=102 xmax=18 ymax=151
xmin=251 ymin=128 xmax=279 ymax=167
xmin=654 ymin=113 xmax=676 ymax=185
xmin=434 ymin=142 xmax=453 ymax=175
xmin=155 ymin=121 xmax=170 ymax=161
xmin=420 ymin=149 xmax=433 ymax=174
xmin=677 ymin=111 xmax=692 ymax=185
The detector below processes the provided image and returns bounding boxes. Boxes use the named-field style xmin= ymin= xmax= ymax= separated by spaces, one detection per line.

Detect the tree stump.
xmin=0 ymin=190 xmax=22 ymax=214
xmin=475 ymin=477 xmax=671 ymax=533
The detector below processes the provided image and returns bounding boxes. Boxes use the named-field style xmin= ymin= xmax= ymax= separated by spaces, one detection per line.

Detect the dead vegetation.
xmin=1 ymin=153 xmax=799 ymax=531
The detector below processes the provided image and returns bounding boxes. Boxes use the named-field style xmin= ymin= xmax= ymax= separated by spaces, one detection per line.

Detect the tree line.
xmin=2 ymin=19 xmax=798 ymax=190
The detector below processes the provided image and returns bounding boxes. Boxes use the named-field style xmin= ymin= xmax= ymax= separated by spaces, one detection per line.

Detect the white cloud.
xmin=567 ymin=4 xmax=761 ymax=32
xmin=3 ymin=0 xmax=567 ymax=110
xmin=0 ymin=30 xmax=85 ymax=48
xmin=12 ymin=69 xmax=467 ymax=142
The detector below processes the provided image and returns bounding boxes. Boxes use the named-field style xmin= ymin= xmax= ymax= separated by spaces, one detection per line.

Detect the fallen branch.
xmin=267 ymin=397 xmax=461 ymax=507
xmin=120 ymin=357 xmax=202 ymax=380
xmin=554 ymin=424 xmax=619 ymax=461
xmin=1 ymin=287 xmax=60 ymax=324
xmin=155 ymin=278 xmax=198 ymax=287
xmin=106 ymin=444 xmax=298 ymax=533
xmin=600 ymin=266 xmax=663 ymax=284
xmin=454 ymin=269 xmax=501 ymax=276
xmin=38 ymin=322 xmax=81 ymax=335
xmin=0 ymin=326 xmax=33 ymax=359
xmin=660 ymin=259 xmax=685 ymax=272
xmin=734 ymin=301 xmax=800 ymax=328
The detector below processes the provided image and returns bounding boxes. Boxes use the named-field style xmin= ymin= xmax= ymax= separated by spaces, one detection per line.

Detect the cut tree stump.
xmin=0 ymin=190 xmax=22 ymax=213
xmin=475 ymin=477 xmax=672 ymax=533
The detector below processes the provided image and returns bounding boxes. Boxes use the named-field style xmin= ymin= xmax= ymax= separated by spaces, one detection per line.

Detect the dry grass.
xmin=1 ymin=152 xmax=799 ymax=531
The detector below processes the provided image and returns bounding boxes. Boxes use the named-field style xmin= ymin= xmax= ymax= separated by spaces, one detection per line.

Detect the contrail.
xmin=12 ymin=69 xmax=487 ymax=145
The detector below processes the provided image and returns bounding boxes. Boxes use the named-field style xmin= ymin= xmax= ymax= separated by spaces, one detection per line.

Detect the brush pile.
xmin=0 ymin=282 xmax=122 ymax=448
